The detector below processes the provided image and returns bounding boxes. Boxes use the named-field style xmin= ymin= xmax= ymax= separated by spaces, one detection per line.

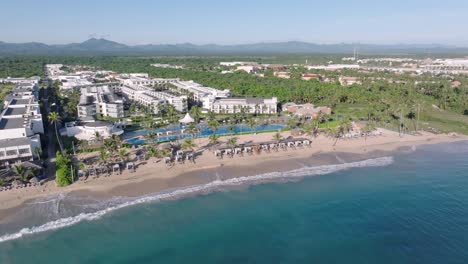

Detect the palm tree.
xmin=362 ymin=121 xmax=377 ymax=142
xmin=146 ymin=146 xmax=160 ymax=162
xmin=181 ymin=138 xmax=197 ymax=151
xmin=145 ymin=132 xmax=157 ymax=145
xmin=273 ymin=132 xmax=282 ymax=142
xmin=330 ymin=120 xmax=352 ymax=146
xmin=99 ymin=150 xmax=110 ymax=165
xmin=117 ymin=149 xmax=128 ymax=162
xmin=189 ymin=106 xmax=202 ymax=123
xmin=287 ymin=116 xmax=298 ymax=129
xmin=247 ymin=118 xmax=257 ymax=134
xmin=48 ymin=111 xmax=64 ymax=153
xmin=186 ymin=123 xmax=198 ymax=138
xmin=166 ymin=104 xmax=177 ymax=121
xmin=33 ymin=147 xmax=42 ymax=161
xmin=11 ymin=165 xmax=34 ymax=182
xmin=209 ymin=134 xmax=220 ymax=147
xmin=103 ymin=138 xmax=118 ymax=156
xmin=207 ymin=111 xmax=216 ymax=121
xmin=93 ymin=131 xmax=102 ymax=142
xmin=302 ymin=122 xmax=314 ymax=138
xmin=254 ymin=103 xmax=260 ymax=116
xmin=208 ymin=119 xmax=220 ymax=134
xmin=227 ymin=137 xmax=237 ymax=148
xmin=228 ymin=125 xmax=235 ymax=135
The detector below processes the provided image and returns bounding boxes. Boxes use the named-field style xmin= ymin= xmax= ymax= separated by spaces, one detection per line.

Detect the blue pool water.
xmin=124 ymin=124 xmax=285 ymax=145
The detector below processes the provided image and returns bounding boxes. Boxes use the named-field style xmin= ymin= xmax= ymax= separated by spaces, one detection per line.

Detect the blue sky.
xmin=1 ymin=0 xmax=468 ymax=46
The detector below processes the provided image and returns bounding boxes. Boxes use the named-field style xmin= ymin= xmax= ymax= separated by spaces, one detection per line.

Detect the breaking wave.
xmin=0 ymin=156 xmax=394 ymax=243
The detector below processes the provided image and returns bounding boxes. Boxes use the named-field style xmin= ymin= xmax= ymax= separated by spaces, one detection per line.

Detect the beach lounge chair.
xmin=279 ymin=142 xmax=287 ymax=151
xmin=186 ymin=152 xmax=194 ymax=163
xmin=244 ymin=147 xmax=253 ymax=155
xmin=214 ymin=150 xmax=223 ymax=159
xmin=235 ymin=147 xmax=243 ymax=156
xmin=269 ymin=143 xmax=278 ymax=151
xmin=164 ymin=157 xmax=173 ymax=167
xmin=225 ymin=149 xmax=233 ymax=158
xmin=126 ymin=162 xmax=135 ymax=172
xmin=261 ymin=144 xmax=270 ymax=153
xmin=112 ymin=164 xmax=120 ymax=174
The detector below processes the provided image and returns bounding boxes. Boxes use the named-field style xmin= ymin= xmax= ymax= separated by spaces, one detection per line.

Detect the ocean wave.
xmin=0 ymin=156 xmax=394 ymax=243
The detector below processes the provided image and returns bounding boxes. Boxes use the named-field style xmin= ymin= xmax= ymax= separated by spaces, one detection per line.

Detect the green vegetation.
xmin=2 ymin=56 xmax=468 ymax=134
xmin=0 ymin=83 xmax=14 ymax=110
xmin=0 ymin=57 xmax=44 ymax=78
xmin=55 ymin=151 xmax=73 ymax=186
xmin=11 ymin=165 xmax=35 ymax=182
xmin=48 ymin=111 xmax=64 ymax=153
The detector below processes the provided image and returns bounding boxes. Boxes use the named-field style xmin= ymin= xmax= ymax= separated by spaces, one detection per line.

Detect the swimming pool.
xmin=123 ymin=124 xmax=285 ymax=145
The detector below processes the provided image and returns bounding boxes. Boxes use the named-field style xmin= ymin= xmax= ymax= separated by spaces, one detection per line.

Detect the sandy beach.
xmin=0 ymin=129 xmax=467 ymax=222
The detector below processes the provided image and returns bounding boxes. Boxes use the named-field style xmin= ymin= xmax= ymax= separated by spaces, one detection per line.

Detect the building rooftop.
xmin=0 ymin=137 xmax=32 ymax=148
xmin=0 ymin=118 xmax=26 ymax=129
xmin=9 ymin=98 xmax=31 ymax=106
xmin=214 ymin=97 xmax=273 ymax=104
xmin=246 ymin=98 xmax=267 ymax=104
xmin=4 ymin=107 xmax=26 ymax=116
xmin=79 ymin=95 xmax=96 ymax=105
xmin=82 ymin=120 xmax=112 ymax=128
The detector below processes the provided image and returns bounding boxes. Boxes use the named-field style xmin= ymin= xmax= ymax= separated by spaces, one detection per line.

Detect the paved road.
xmin=41 ymin=80 xmax=57 ymax=178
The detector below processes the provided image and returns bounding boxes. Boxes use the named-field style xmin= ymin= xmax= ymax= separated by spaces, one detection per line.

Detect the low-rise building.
xmin=339 ymin=76 xmax=361 ymax=86
xmin=0 ymin=77 xmax=40 ymax=84
xmin=451 ymin=81 xmax=462 ymax=88
xmin=0 ymin=136 xmax=41 ymax=168
xmin=169 ymin=80 xmax=230 ymax=110
xmin=121 ymin=85 xmax=166 ymax=114
xmin=78 ymin=85 xmax=124 ymax=119
xmin=151 ymin=63 xmax=184 ymax=69
xmin=63 ymin=120 xmax=124 ymax=141
xmin=306 ymin=64 xmax=360 ymax=71
xmin=220 ymin=62 xmax=257 ymax=67
xmin=301 ymin=73 xmax=321 ymax=81
xmin=0 ymin=82 xmax=43 ymax=168
xmin=284 ymin=103 xmax=331 ymax=119
xmin=211 ymin=97 xmax=278 ymax=114
xmin=236 ymin=65 xmax=261 ymax=73
xmin=274 ymin=72 xmax=291 ymax=79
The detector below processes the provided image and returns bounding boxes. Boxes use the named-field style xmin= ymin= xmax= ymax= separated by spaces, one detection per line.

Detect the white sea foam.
xmin=0 ymin=156 xmax=394 ymax=243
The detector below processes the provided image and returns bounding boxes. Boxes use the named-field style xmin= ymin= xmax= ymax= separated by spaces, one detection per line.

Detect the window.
xmin=18 ymin=148 xmax=31 ymax=155
xmin=6 ymin=150 xmax=18 ymax=156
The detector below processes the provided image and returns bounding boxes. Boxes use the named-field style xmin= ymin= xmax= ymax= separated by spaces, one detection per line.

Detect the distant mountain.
xmin=1 ymin=38 xmax=468 ymax=55
xmin=64 ymin=38 xmax=128 ymax=51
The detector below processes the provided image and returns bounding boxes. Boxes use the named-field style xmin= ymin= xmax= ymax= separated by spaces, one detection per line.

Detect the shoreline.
xmin=0 ymin=129 xmax=467 ymax=222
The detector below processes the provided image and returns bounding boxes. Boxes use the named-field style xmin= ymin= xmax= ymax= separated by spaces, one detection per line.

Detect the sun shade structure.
xmin=179 ymin=113 xmax=195 ymax=124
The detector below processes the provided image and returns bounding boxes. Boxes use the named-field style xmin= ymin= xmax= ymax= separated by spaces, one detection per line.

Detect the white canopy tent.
xmin=179 ymin=113 xmax=195 ymax=124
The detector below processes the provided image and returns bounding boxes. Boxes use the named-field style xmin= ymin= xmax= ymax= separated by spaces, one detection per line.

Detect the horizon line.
xmin=1 ymin=38 xmax=467 ymax=48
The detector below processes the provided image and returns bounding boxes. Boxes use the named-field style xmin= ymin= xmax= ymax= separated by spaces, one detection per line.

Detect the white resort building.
xmin=211 ymin=97 xmax=278 ymax=114
xmin=0 ymin=81 xmax=44 ymax=168
xmin=77 ymin=85 xmax=125 ymax=119
xmin=63 ymin=120 xmax=124 ymax=141
xmin=169 ymin=80 xmax=230 ymax=110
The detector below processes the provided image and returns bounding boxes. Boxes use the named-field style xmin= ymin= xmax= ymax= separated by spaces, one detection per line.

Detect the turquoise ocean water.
xmin=1 ymin=142 xmax=468 ymax=263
